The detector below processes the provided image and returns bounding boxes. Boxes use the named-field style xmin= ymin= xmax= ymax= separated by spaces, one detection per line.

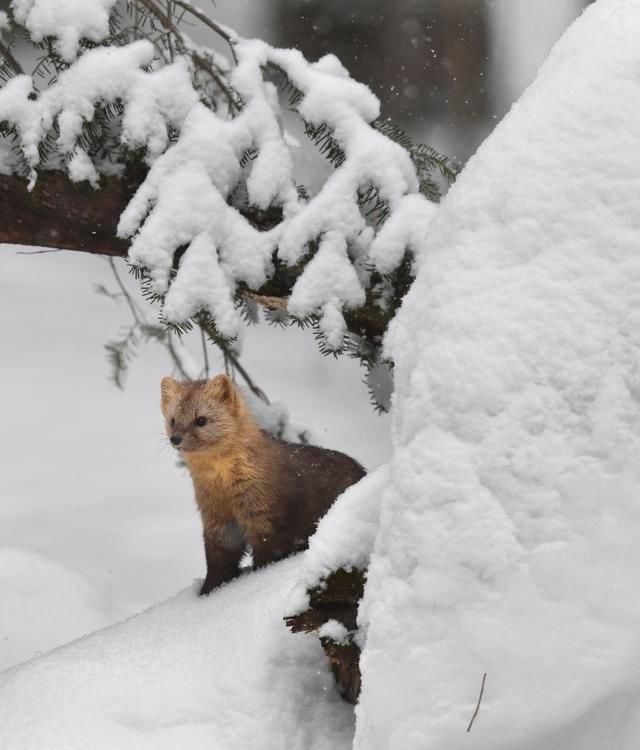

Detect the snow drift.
xmin=349 ymin=0 xmax=640 ymax=747
xmin=0 ymin=548 xmax=122 ymax=671
xmin=0 ymin=557 xmax=353 ymax=750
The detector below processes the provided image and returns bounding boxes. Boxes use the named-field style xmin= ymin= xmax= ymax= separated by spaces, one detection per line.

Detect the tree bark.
xmin=0 ymin=172 xmax=133 ymax=256
xmin=285 ymin=567 xmax=366 ymax=704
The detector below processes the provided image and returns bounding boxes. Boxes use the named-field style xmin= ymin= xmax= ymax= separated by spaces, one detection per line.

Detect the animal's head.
xmin=160 ymin=374 xmax=244 ymax=454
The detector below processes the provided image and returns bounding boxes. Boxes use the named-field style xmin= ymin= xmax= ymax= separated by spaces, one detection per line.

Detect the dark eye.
xmin=170 ymin=417 xmax=176 ymax=428
xmin=195 ymin=416 xmax=207 ymax=427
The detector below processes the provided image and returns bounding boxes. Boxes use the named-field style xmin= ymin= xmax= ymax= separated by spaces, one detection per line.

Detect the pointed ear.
xmin=160 ymin=377 xmax=180 ymax=416
xmin=205 ymin=374 xmax=238 ymax=408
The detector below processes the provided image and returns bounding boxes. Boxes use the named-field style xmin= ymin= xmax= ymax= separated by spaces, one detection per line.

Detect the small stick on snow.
xmin=15 ymin=248 xmax=62 ymax=255
xmin=466 ymin=672 xmax=487 ymax=733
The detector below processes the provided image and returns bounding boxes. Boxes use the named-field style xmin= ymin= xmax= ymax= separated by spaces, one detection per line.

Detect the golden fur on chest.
xmin=184 ymin=444 xmax=273 ymax=530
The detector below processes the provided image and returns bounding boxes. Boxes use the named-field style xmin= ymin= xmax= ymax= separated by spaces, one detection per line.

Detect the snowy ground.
xmin=0 ymin=246 xmax=389 ymax=673
xmin=0 ymin=557 xmax=354 ymax=750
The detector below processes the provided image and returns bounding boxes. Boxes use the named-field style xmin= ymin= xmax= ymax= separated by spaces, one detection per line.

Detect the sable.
xmin=160 ymin=374 xmax=365 ymax=595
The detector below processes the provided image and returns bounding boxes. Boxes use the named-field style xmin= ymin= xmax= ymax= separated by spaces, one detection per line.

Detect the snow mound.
xmin=0 ymin=548 xmax=120 ymax=671
xmin=0 ymin=556 xmax=353 ymax=750
xmin=350 ymin=1 xmax=640 ymax=748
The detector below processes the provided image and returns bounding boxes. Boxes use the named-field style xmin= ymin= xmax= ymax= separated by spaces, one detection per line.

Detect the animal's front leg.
xmin=240 ymin=508 xmax=286 ymax=570
xmin=250 ymin=524 xmax=299 ymax=570
xmin=200 ymin=522 xmax=246 ymax=595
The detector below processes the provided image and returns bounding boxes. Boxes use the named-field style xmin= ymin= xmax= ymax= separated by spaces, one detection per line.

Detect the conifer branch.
xmin=0 ymin=2 xmax=456 ymax=412
xmin=166 ymin=0 xmax=238 ymax=61
xmin=0 ymin=168 xmax=401 ymax=392
xmin=136 ymin=0 xmax=240 ymax=111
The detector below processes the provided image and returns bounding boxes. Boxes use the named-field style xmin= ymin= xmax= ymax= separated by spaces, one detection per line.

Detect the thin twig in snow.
xmin=15 ymin=248 xmax=62 ymax=255
xmin=137 ymin=0 xmax=240 ymax=113
xmin=108 ymin=257 xmax=143 ymax=325
xmin=165 ymin=330 xmax=193 ymax=380
xmin=166 ymin=0 xmax=174 ymax=61
xmin=200 ymin=326 xmax=210 ymax=378
xmin=466 ymin=672 xmax=487 ymax=733
xmin=167 ymin=0 xmax=237 ymax=61
xmin=226 ymin=347 xmax=270 ymax=404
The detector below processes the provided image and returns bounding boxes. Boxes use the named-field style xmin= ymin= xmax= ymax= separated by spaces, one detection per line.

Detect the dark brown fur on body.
xmin=161 ymin=374 xmax=365 ymax=595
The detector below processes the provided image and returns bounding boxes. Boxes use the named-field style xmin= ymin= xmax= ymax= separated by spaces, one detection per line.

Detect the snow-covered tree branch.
xmin=0 ymin=0 xmax=455 ymax=384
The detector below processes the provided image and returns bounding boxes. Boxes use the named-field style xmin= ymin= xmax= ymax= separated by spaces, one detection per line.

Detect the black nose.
xmin=170 ymin=434 xmax=182 ymax=446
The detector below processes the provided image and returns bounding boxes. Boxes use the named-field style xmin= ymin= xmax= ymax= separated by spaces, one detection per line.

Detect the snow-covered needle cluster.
xmin=0 ymin=0 xmax=438 ymax=348
xmin=12 ymin=0 xmax=118 ymax=62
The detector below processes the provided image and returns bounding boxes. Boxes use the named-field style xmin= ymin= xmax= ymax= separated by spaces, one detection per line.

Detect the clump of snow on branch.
xmin=117 ymin=43 xmax=295 ymax=335
xmin=259 ymin=45 xmax=420 ymax=342
xmin=11 ymin=0 xmax=118 ymax=62
xmin=121 ymin=37 xmax=428 ymax=344
xmin=121 ymin=58 xmax=200 ymax=159
xmin=369 ymin=194 xmax=438 ymax=274
xmin=0 ymin=40 xmax=197 ymax=187
xmin=0 ymin=5 xmax=436 ymax=347
xmin=67 ymin=147 xmax=99 ymax=187
xmin=318 ymin=619 xmax=350 ymax=646
xmin=160 ymin=230 xmax=241 ymax=338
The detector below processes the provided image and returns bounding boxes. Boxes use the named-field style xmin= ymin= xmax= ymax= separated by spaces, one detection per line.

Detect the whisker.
xmin=155 ymin=432 xmax=174 ymax=457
